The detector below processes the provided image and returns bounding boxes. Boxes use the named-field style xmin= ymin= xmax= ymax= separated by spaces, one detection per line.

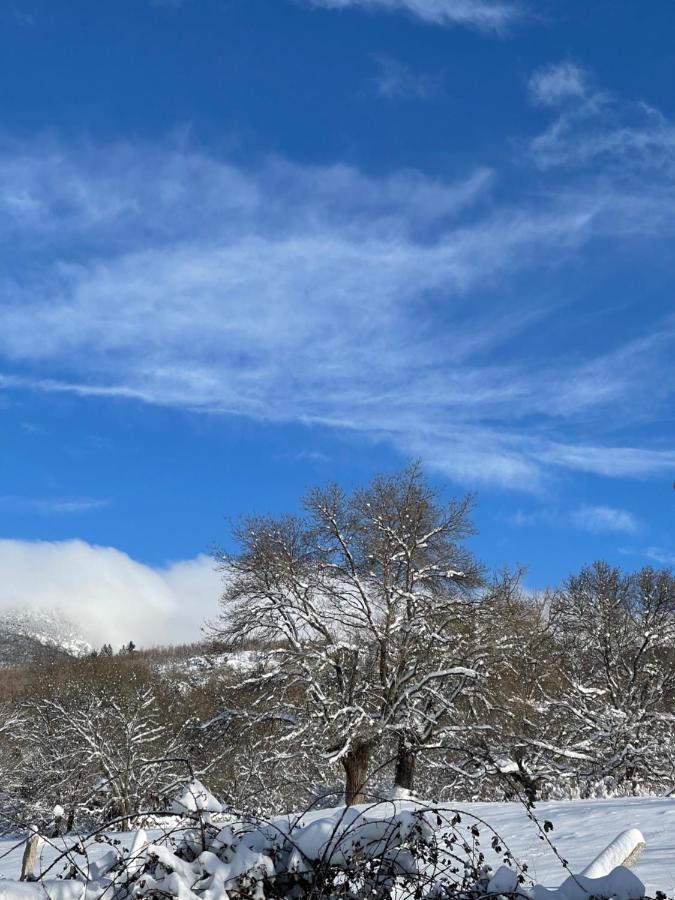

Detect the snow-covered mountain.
xmin=0 ymin=607 xmax=91 ymax=668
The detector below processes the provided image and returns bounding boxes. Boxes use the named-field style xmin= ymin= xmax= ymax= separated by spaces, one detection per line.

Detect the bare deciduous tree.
xmin=548 ymin=562 xmax=675 ymax=793
xmin=215 ymin=464 xmax=483 ymax=803
xmin=16 ymin=684 xmax=187 ymax=829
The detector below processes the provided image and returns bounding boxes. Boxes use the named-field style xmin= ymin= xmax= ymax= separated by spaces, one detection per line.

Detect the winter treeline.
xmin=209 ymin=465 xmax=675 ymax=808
xmin=1 ymin=465 xmax=674 ymax=832
xmin=0 ymin=660 xmax=194 ymax=832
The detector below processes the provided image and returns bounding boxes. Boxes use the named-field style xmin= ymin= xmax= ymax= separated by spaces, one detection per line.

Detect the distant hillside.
xmin=0 ymin=608 xmax=91 ymax=668
xmin=0 ymin=629 xmax=71 ymax=668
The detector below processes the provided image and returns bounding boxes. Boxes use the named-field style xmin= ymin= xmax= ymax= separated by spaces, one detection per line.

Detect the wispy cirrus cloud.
xmin=303 ymin=0 xmax=521 ymax=30
xmin=370 ymin=55 xmax=441 ymax=100
xmin=1 ymin=66 xmax=675 ymax=490
xmin=0 ymin=495 xmax=110 ymax=515
xmin=528 ymin=61 xmax=675 ymax=177
xmin=10 ymin=9 xmax=35 ymax=26
xmin=508 ymin=503 xmax=647 ymax=536
xmin=528 ymin=62 xmax=588 ymax=107
xmin=644 ymin=546 xmax=675 ymax=567
xmin=571 ymin=504 xmax=641 ymax=535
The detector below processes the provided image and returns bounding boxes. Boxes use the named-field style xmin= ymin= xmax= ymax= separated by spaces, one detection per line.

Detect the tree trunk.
xmin=342 ymin=744 xmax=370 ymax=806
xmin=514 ymin=758 xmax=541 ymax=805
xmin=394 ymin=741 xmax=416 ymax=793
xmin=20 ymin=832 xmax=40 ymax=881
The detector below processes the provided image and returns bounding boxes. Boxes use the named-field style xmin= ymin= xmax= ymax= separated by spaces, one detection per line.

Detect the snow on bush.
xmin=0 ymin=795 xmax=651 ymax=900
xmin=169 ymin=780 xmax=223 ymax=819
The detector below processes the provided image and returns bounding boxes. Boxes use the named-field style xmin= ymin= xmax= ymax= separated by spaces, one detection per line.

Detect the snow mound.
xmin=169 ymin=779 xmax=223 ymax=816
xmin=532 ymin=867 xmax=645 ymax=900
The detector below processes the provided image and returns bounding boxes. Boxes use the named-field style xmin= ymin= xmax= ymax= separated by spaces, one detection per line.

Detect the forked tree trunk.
xmin=342 ymin=744 xmax=370 ymax=806
xmin=394 ymin=741 xmax=416 ymax=793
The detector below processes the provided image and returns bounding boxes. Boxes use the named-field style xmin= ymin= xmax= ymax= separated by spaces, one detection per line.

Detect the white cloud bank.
xmin=0 ymin=539 xmax=221 ymax=648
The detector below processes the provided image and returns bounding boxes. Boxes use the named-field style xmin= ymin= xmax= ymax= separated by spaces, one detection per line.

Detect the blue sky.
xmin=1 ymin=0 xmax=674 ymax=645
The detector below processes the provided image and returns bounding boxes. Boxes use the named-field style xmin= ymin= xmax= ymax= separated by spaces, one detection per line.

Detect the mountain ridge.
xmin=0 ymin=607 xmax=91 ymax=668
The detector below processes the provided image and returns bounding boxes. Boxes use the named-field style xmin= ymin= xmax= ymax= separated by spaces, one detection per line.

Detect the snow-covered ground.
xmin=460 ymin=797 xmax=675 ymax=896
xmin=0 ymin=797 xmax=673 ymax=895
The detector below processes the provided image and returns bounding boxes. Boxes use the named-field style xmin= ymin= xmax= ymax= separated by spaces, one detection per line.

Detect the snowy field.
xmin=460 ymin=797 xmax=675 ymax=895
xmin=0 ymin=797 xmax=673 ymax=896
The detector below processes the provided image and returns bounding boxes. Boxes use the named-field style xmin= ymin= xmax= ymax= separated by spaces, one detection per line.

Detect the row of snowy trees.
xmin=1 ymin=464 xmax=674 ymax=830
xmin=520 ymin=563 xmax=675 ymax=795
xmin=0 ymin=656 xmax=226 ymax=833
xmin=209 ymin=464 xmax=675 ymax=807
xmin=1 ymin=667 xmax=166 ymax=831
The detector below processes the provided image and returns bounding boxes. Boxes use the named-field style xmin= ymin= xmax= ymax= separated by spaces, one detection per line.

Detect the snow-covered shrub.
xmin=12 ymin=678 xmax=190 ymax=831
xmin=16 ymin=802 xmax=526 ymax=899
xmin=6 ymin=797 xmax=651 ymax=900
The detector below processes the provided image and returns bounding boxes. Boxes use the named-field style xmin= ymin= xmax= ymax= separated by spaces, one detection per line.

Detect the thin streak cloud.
xmin=0 ymin=495 xmax=110 ymax=515
xmin=303 ymin=0 xmax=521 ymax=30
